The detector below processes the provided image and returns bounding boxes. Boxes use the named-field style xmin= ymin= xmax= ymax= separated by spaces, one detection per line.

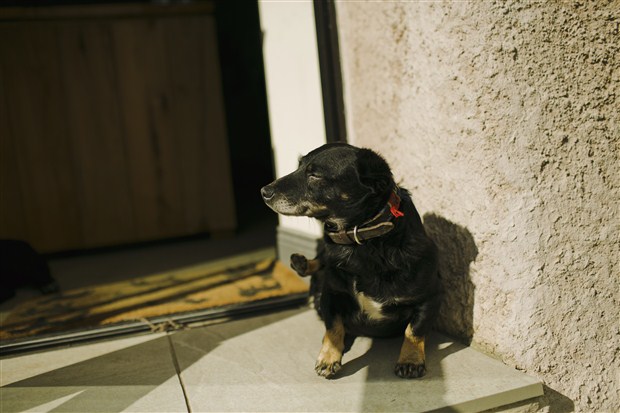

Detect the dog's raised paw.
xmin=290 ymin=253 xmax=309 ymax=276
xmin=394 ymin=362 xmax=426 ymax=379
xmin=315 ymin=360 xmax=342 ymax=378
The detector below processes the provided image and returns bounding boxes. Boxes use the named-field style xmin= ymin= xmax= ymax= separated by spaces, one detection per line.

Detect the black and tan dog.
xmin=261 ymin=143 xmax=442 ymax=379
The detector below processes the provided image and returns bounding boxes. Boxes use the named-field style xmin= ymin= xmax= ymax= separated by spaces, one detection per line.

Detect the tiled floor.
xmin=1 ymin=216 xmax=543 ymax=412
xmin=1 ymin=306 xmax=543 ymax=413
xmin=1 ymin=332 xmax=187 ymax=412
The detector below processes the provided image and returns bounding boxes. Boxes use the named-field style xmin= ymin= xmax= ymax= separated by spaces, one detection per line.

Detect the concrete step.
xmin=171 ymin=307 xmax=544 ymax=412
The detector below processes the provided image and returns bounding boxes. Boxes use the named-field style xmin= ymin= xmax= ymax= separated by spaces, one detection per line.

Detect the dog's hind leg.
xmin=290 ymin=253 xmax=321 ymax=277
xmin=315 ymin=315 xmax=345 ymax=378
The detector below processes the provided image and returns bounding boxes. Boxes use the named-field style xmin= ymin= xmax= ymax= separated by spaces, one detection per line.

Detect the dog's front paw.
xmin=290 ymin=253 xmax=309 ymax=276
xmin=315 ymin=359 xmax=342 ymax=378
xmin=394 ymin=362 xmax=426 ymax=379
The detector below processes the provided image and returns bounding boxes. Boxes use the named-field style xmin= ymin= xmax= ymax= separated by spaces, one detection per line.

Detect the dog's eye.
xmin=308 ymin=173 xmax=322 ymax=182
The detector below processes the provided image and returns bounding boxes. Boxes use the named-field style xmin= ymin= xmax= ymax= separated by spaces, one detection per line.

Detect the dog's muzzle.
xmin=260 ymin=183 xmax=304 ymax=216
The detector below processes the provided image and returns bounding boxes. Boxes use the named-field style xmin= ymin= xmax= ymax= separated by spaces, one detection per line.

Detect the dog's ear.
xmin=355 ymin=148 xmax=393 ymax=194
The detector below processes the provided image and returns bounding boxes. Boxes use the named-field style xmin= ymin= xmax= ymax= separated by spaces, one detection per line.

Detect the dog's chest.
xmin=352 ymin=281 xmax=387 ymax=321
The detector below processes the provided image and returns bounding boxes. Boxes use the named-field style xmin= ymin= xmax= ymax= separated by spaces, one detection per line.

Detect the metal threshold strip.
xmin=0 ymin=292 xmax=308 ymax=356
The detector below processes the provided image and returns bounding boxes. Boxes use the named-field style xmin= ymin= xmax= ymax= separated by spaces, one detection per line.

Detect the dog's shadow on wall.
xmin=423 ymin=213 xmax=478 ymax=345
xmin=342 ymin=214 xmax=479 ymax=411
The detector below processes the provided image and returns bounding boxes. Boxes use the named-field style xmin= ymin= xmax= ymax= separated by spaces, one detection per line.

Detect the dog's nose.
xmin=261 ymin=185 xmax=275 ymax=200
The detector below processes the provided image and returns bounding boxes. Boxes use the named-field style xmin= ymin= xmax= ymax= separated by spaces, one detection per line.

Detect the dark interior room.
xmin=0 ymin=0 xmax=285 ymax=347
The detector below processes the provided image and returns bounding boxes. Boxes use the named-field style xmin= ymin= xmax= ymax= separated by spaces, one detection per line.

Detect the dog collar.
xmin=325 ymin=188 xmax=405 ymax=245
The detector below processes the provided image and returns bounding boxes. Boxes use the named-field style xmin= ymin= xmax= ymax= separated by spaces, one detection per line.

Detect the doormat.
xmin=0 ymin=249 xmax=308 ymax=350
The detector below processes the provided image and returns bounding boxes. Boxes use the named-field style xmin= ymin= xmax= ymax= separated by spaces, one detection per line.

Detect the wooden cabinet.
xmin=0 ymin=3 xmax=236 ymax=252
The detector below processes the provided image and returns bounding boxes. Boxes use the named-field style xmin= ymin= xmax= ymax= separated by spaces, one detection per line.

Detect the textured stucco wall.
xmin=336 ymin=1 xmax=619 ymax=411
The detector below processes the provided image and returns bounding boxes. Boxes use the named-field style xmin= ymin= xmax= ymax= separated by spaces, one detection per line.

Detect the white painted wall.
xmin=258 ymin=0 xmax=326 ymax=238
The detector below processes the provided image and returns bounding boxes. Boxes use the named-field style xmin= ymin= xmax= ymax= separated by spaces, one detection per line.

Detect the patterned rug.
xmin=0 ymin=249 xmax=308 ymax=342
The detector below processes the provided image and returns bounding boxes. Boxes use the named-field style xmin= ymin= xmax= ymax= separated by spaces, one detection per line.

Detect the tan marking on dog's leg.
xmin=395 ymin=323 xmax=426 ymax=379
xmin=290 ymin=254 xmax=321 ymax=277
xmin=315 ymin=316 xmax=345 ymax=378
xmin=305 ymin=259 xmax=320 ymax=275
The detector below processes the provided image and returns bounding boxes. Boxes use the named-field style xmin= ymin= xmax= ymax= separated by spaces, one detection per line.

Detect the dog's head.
xmin=261 ymin=143 xmax=394 ymax=227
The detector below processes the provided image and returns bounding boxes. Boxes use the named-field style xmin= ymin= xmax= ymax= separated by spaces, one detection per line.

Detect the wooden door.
xmin=0 ymin=3 xmax=236 ymax=252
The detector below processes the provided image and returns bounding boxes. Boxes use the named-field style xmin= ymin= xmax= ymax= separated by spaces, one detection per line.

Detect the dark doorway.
xmin=0 ymin=1 xmax=282 ymax=352
xmin=1 ymin=1 xmax=275 ymax=250
xmin=215 ymin=1 xmax=275 ymax=231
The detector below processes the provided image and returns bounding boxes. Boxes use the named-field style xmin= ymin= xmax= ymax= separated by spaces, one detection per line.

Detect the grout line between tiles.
xmin=167 ymin=333 xmax=192 ymax=413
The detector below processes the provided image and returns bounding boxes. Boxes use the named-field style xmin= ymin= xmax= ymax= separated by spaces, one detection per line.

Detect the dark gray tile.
xmin=1 ymin=333 xmax=187 ymax=412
